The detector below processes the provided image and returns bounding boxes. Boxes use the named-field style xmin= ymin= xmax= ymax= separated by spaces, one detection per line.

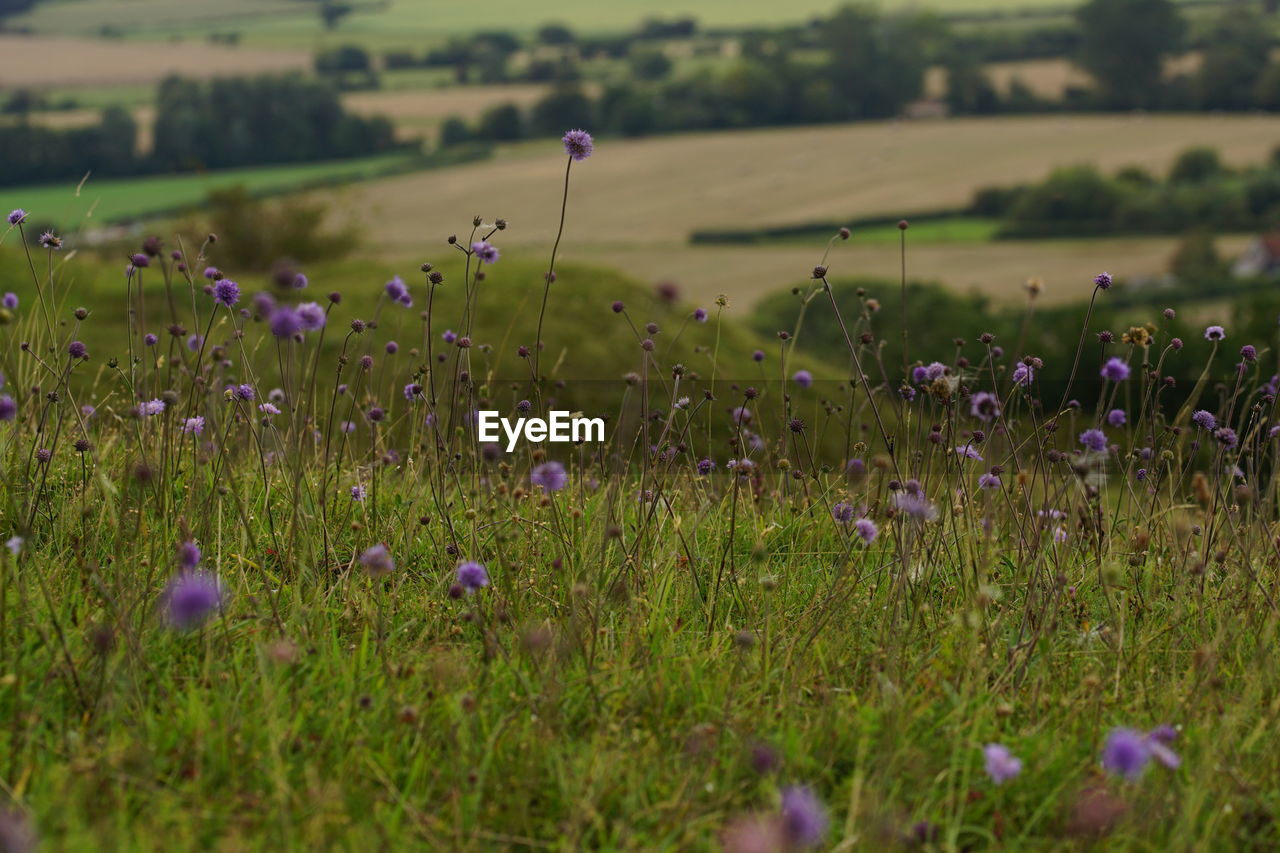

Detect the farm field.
xmin=0 ymin=152 xmax=421 ymax=232
xmin=326 ymin=114 xmax=1280 ymax=304
xmin=0 ymin=33 xmax=310 ymax=88
xmin=9 ymin=0 xmax=1218 ymax=45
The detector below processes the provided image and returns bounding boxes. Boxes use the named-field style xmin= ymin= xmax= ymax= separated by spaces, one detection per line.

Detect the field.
xmin=325 ymin=114 xmax=1280 ymax=305
xmin=0 ymin=153 xmax=421 ymax=231
xmin=1 ymin=155 xmax=1279 ymax=848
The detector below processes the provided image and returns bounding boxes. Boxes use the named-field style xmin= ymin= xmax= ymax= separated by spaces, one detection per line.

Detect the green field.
xmin=0 ymin=153 xmax=423 ymax=231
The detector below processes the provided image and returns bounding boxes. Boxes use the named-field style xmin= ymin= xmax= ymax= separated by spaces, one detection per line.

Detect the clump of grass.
xmin=0 ymin=133 xmax=1278 ymax=852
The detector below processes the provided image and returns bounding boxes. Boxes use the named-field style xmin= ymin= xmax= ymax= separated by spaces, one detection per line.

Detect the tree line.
xmin=0 ymin=74 xmax=401 ymax=187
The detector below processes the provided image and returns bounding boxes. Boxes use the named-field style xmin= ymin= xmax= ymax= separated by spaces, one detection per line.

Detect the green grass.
xmin=0 ymin=153 xmax=424 ymax=231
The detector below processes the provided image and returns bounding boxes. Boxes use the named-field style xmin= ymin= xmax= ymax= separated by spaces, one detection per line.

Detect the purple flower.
xmin=531 ymin=461 xmax=567 ymax=492
xmin=892 ymin=490 xmax=938 ymax=522
xmin=792 ymin=369 xmax=813 ymax=389
xmin=186 ymin=334 xmax=202 ymax=352
xmin=978 ymin=472 xmax=1001 ymax=490
xmin=143 ymin=333 xmax=158 ymax=346
xmin=403 ymin=382 xmax=422 ymax=400
xmin=140 ymin=399 xmax=165 ymax=417
xmin=297 ymin=301 xmax=325 ymax=331
xmin=177 ymin=540 xmax=201 ymax=571
xmin=39 ymin=231 xmax=61 ymax=251
xmin=854 ymin=518 xmax=878 ymax=544
xmin=970 ymin=391 xmax=1000 ymax=422
xmin=1011 ymin=363 xmax=1035 ymax=386
xmin=457 ymin=560 xmax=490 ymax=591
xmin=1214 ymin=427 xmax=1238 ymax=448
xmin=259 ymin=402 xmax=281 ymax=416
xmin=1094 ymin=272 xmax=1112 ymax=289
xmin=231 ymin=384 xmax=255 ymax=401
xmin=350 ymin=485 xmax=366 ymax=501
xmin=0 ymin=396 xmax=16 ymax=421
xmin=983 ymin=743 xmax=1023 ymax=784
xmin=696 ymin=458 xmax=715 ymax=475
xmin=292 ymin=273 xmax=308 ymax=289
xmin=268 ymin=306 xmax=302 ymax=338
xmin=472 ymin=241 xmax=500 ymax=264
xmin=955 ymin=444 xmax=983 ymax=461
xmin=1204 ymin=325 xmax=1225 ymax=341
xmin=1079 ymin=428 xmax=1108 ymax=453
xmin=752 ymin=350 xmax=765 ymax=362
xmin=779 ymin=787 xmax=828 ymax=849
xmin=163 ymin=571 xmax=224 ymax=630
xmin=213 ymin=279 xmax=240 ymax=307
xmin=832 ymin=502 xmax=855 ymax=524
xmin=1191 ymin=410 xmax=1216 ymax=431
xmin=385 ymin=276 xmax=409 ymax=302
xmin=68 ymin=340 xmax=87 ymax=359
xmin=731 ymin=406 xmax=752 ymax=425
xmin=1107 ymin=408 xmax=1126 ymax=427
xmin=180 ymin=416 xmax=204 ymax=435
xmin=7 ymin=209 xmax=27 ymax=225
xmin=1100 ymin=357 xmax=1130 ymax=382
xmin=1 ymin=292 xmax=16 ymax=309
xmin=1101 ymin=728 xmax=1151 ymax=779
xmin=359 ymin=544 xmax=394 ymax=576
xmin=562 ymin=128 xmax=594 ymax=161
xmin=693 ymin=308 xmax=708 ymax=322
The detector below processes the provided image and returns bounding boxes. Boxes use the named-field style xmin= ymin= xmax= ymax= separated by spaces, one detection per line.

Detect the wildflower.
xmin=697 ymin=458 xmax=715 ymax=475
xmin=232 ymin=384 xmax=255 ymax=401
xmin=970 ymin=391 xmax=1000 ymax=421
xmin=457 ymin=560 xmax=490 ymax=591
xmin=792 ymin=370 xmax=812 ymax=389
xmin=978 ymin=472 xmax=1001 ymax=489
xmin=140 ymin=399 xmax=165 ymax=416
xmin=956 ymin=444 xmax=983 ymax=461
xmin=1011 ymin=363 xmax=1035 ymax=386
xmin=1100 ymin=357 xmax=1130 ymax=382
xmin=385 ymin=341 xmax=398 ymax=354
xmin=259 ymin=403 xmax=281 ymax=416
xmin=186 ymin=334 xmax=202 ymax=352
xmin=752 ymin=350 xmax=765 ymax=362
xmin=403 ymin=383 xmax=422 ymax=400
xmin=163 ymin=571 xmax=224 ymax=630
xmin=177 ymin=540 xmax=201 ymax=570
xmin=350 ymin=485 xmax=366 ymax=501
xmin=5 ymin=535 xmax=22 ymax=555
xmin=1241 ymin=344 xmax=1257 ymax=362
xmin=34 ymin=448 xmax=50 ymax=463
xmin=1079 ymin=429 xmax=1108 ymax=453
xmin=0 ymin=396 xmax=16 ymax=422
xmin=1191 ymin=410 xmax=1216 ymax=431
xmin=693 ymin=308 xmax=708 ymax=322
xmin=1214 ymin=427 xmax=1238 ymax=448
xmin=983 ymin=743 xmax=1023 ymax=784
xmin=472 ymin=241 xmax=500 ymax=264
xmin=297 ymin=301 xmax=325 ymax=331
xmin=385 ymin=276 xmax=410 ymax=304
xmin=892 ymin=491 xmax=938 ymax=522
xmin=1 ymin=292 xmax=16 ymax=309
xmin=1101 ymin=728 xmax=1151 ymax=780
xmin=1094 ymin=272 xmax=1113 ymax=289
xmin=144 ymin=333 xmax=158 ymax=346
xmin=779 ymin=787 xmax=828 ymax=849
xmin=38 ymin=231 xmax=61 ymax=250
xmin=6 ymin=209 xmax=26 ymax=225
xmin=562 ymin=128 xmax=594 ymax=161
xmin=1202 ymin=325 xmax=1226 ymax=343
xmin=442 ymin=329 xmax=457 ymax=344
xmin=359 ymin=544 xmax=394 ymax=576
xmin=832 ymin=502 xmax=855 ymax=524
xmin=293 ymin=273 xmax=308 ymax=289
xmin=1146 ymin=726 xmax=1181 ymax=769
xmin=180 ymin=416 xmax=205 ymax=435
xmin=854 ymin=518 xmax=878 ymax=543
xmin=731 ymin=406 xmax=752 ymax=425
xmin=531 ymin=461 xmax=567 ymax=492
xmin=67 ymin=340 xmax=87 ymax=360
xmin=213 ymin=279 xmax=240 ymax=307
xmin=1107 ymin=408 xmax=1126 ymax=427
xmin=268 ymin=306 xmax=302 ymax=338
xmin=341 ymin=420 xmax=356 ymax=433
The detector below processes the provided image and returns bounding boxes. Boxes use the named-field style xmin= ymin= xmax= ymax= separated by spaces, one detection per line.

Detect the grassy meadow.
xmin=1 ymin=134 xmax=1279 ymax=851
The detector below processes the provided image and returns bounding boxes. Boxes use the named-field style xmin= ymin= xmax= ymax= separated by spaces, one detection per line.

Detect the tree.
xmin=822 ymin=4 xmax=929 ymax=119
xmin=477 ymin=103 xmax=523 ymax=141
xmin=1169 ymin=147 xmax=1224 ymax=184
xmin=944 ymin=52 xmax=1000 ymax=115
xmin=537 ymin=23 xmax=575 ymax=45
xmin=1196 ymin=6 xmax=1272 ymax=110
xmin=629 ymin=48 xmax=672 ymax=81
xmin=529 ymin=85 xmax=593 ymax=136
xmin=1075 ymin=0 xmax=1185 ymax=108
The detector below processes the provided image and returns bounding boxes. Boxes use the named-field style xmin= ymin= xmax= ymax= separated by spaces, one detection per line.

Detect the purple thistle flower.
xmin=472 ymin=241 xmax=500 ymax=264
xmin=1079 ymin=428 xmax=1108 ymax=453
xmin=1107 ymin=408 xmax=1126 ymax=427
xmin=259 ymin=403 xmax=281 ymax=416
xmin=143 ymin=333 xmax=158 ymax=346
xmin=140 ymin=399 xmax=165 ymax=417
xmin=297 ymin=301 xmax=325 ymax=331
xmin=562 ymin=128 xmax=594 ymax=161
xmin=1214 ymin=427 xmax=1238 ymax=448
xmin=1 ymin=292 xmax=16 ymax=309
xmin=696 ymin=458 xmax=715 ymax=475
xmin=186 ymin=334 xmax=202 ymax=352
xmin=1101 ymin=728 xmax=1151 ymax=779
xmin=531 ymin=461 xmax=567 ymax=492
xmin=180 ymin=416 xmax=204 ymax=435
xmin=202 ymin=266 xmax=220 ymax=280
xmin=891 ymin=490 xmax=938 ymax=522
xmin=792 ymin=369 xmax=813 ymax=389
xmin=854 ymin=517 xmax=878 ymax=543
xmin=693 ymin=308 xmax=708 ymax=322
xmin=359 ymin=544 xmax=394 ymax=576
xmin=341 ymin=420 xmax=356 ymax=433
xmin=1241 ymin=344 xmax=1257 ymax=362
xmin=268 ymin=306 xmax=302 ymax=338
xmin=163 ymin=571 xmax=224 ymax=630
xmin=232 ymin=384 xmax=255 ymax=401
xmin=1094 ymin=272 xmax=1113 ymax=289
xmin=983 ymin=743 xmax=1023 ymax=784
xmin=779 ymin=786 xmax=828 ymax=849
xmin=213 ymin=279 xmax=240 ymax=307
xmin=1203 ymin=325 xmax=1225 ymax=341
xmin=350 ymin=485 xmax=366 ymax=501
xmin=1100 ymin=357 xmax=1130 ymax=382
xmin=752 ymin=350 xmax=765 ymax=362
xmin=7 ymin=209 xmax=27 ymax=226
xmin=385 ymin=276 xmax=409 ymax=303
xmin=1191 ymin=410 xmax=1216 ymax=431
xmin=1011 ymin=363 xmax=1034 ymax=386
xmin=832 ymin=502 xmax=855 ymax=524
xmin=0 ymin=396 xmax=16 ymax=421
xmin=731 ymin=406 xmax=752 ymax=425
xmin=67 ymin=340 xmax=87 ymax=359
xmin=955 ymin=444 xmax=983 ymax=461
xmin=177 ymin=540 xmax=201 ymax=570
xmin=457 ymin=560 xmax=490 ymax=591
xmin=978 ymin=472 xmax=1001 ymax=489
xmin=403 ymin=382 xmax=423 ymax=400
xmin=292 ymin=273 xmax=308 ymax=289
xmin=38 ymin=231 xmax=61 ymax=250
